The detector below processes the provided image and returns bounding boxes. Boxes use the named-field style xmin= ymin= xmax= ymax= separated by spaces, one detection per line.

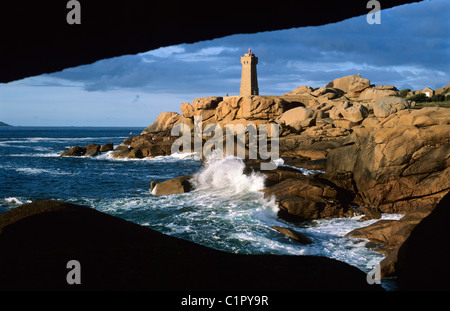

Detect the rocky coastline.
xmin=52 ymin=74 xmax=450 ymax=289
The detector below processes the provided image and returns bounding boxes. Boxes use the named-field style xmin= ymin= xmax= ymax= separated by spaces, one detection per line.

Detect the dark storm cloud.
xmin=46 ymin=0 xmax=449 ymax=95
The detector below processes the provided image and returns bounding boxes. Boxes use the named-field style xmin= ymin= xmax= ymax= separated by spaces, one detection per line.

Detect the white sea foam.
xmin=22 ymin=136 xmax=128 ymax=143
xmin=9 ymin=152 xmax=60 ymax=158
xmin=273 ymin=158 xmax=284 ymax=166
xmin=14 ymin=167 xmax=70 ymax=175
xmin=191 ymin=152 xmax=266 ymax=194
xmin=5 ymin=197 xmax=24 ymax=204
xmin=150 ymin=184 xmax=158 ymax=195
xmin=168 ymin=152 xmax=199 ymax=160
xmin=2 ymin=197 xmax=32 ymax=206
xmin=96 ymin=151 xmax=200 ymax=162
xmin=273 ymin=157 xmax=325 ymax=175
xmin=0 ymin=136 xmax=129 ymax=149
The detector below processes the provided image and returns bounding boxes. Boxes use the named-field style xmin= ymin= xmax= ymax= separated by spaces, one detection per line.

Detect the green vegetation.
xmin=404 ymin=87 xmax=450 ymax=109
xmin=407 ymin=93 xmax=429 ymax=102
xmin=412 ymin=101 xmax=450 ymax=109
xmin=407 ymin=92 xmax=449 ymax=103
xmin=399 ymin=88 xmax=411 ymax=97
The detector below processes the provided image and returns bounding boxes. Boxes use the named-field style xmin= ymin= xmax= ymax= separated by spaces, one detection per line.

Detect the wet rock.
xmin=151 ymin=175 xmax=193 ymax=195
xmin=346 ymin=211 xmax=430 ymax=249
xmin=359 ymin=207 xmax=382 ymax=221
xmin=60 ymin=146 xmax=86 ymax=157
xmin=346 ymin=219 xmax=399 ymax=245
xmin=272 ymin=226 xmax=312 ymax=244
xmin=262 ymin=176 xmax=353 ymax=221
xmin=345 ymin=209 xmax=432 ymax=280
xmin=110 ymin=147 xmax=131 ymax=159
xmin=85 ymin=144 xmax=101 ymax=157
xmin=100 ymin=142 xmax=114 ymax=152
xmin=61 ymin=143 xmax=108 ymax=157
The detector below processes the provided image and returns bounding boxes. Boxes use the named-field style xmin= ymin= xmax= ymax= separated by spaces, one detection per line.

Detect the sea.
xmin=0 ymin=126 xmax=403 ymax=290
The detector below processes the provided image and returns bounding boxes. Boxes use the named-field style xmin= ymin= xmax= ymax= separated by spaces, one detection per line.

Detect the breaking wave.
xmin=191 ymin=152 xmax=265 ymax=194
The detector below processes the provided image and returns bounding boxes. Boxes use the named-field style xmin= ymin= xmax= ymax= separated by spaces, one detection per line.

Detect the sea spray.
xmin=190 ymin=151 xmax=266 ymax=195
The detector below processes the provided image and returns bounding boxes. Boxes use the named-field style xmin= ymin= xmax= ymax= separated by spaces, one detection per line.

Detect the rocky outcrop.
xmin=276 ymin=106 xmax=315 ymax=131
xmin=60 ymin=143 xmax=115 ymax=157
xmin=60 ymin=145 xmax=86 ymax=157
xmin=329 ymin=101 xmax=369 ymax=123
xmin=326 ymin=74 xmax=371 ymax=95
xmin=143 ymin=95 xmax=289 ymax=136
xmin=262 ymin=173 xmax=355 ymax=221
xmin=150 ymin=175 xmax=193 ymax=195
xmin=112 ymin=74 xmax=421 ymax=160
xmin=373 ymin=96 xmax=410 ymax=118
xmin=85 ymin=144 xmax=101 ymax=157
xmin=0 ymin=200 xmax=382 ymax=291
xmin=324 ymin=75 xmax=399 ymax=101
xmin=111 ymin=133 xmax=173 ymax=159
xmin=284 ymin=85 xmax=314 ymax=95
xmin=359 ymin=85 xmax=398 ymax=101
xmin=235 ymin=96 xmax=285 ymax=120
xmin=99 ymin=142 xmax=114 ymax=152
xmin=344 ymin=191 xmax=450 ymax=287
xmin=325 ymin=107 xmax=450 ymax=213
xmin=346 ymin=210 xmax=431 ymax=254
xmin=142 ymin=111 xmax=182 ymax=133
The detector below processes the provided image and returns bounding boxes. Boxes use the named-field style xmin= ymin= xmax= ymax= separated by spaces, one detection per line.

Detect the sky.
xmin=1 ymin=0 xmax=449 ymax=126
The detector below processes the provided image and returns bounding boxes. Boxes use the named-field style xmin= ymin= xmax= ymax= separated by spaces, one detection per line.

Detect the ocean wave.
xmin=1 ymin=197 xmax=32 ymax=207
xmin=95 ymin=151 xmax=200 ymax=162
xmin=14 ymin=167 xmax=71 ymax=176
xmin=191 ymin=152 xmax=265 ymax=195
xmin=0 ymin=136 xmax=129 ymax=148
xmin=8 ymin=152 xmax=60 ymax=158
xmin=18 ymin=136 xmax=128 ymax=143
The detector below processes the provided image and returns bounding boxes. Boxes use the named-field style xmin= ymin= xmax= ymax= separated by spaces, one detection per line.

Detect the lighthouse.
xmin=240 ymin=48 xmax=259 ymax=96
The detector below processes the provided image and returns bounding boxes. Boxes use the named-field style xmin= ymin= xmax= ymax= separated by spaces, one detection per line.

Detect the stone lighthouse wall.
xmin=240 ymin=50 xmax=259 ymax=96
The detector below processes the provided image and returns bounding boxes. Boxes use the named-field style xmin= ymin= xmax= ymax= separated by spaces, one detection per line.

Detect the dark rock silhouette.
xmin=1 ymin=1 xmax=419 ymax=83
xmin=0 ymin=200 xmax=382 ymax=291
xmin=395 ymin=191 xmax=450 ymax=290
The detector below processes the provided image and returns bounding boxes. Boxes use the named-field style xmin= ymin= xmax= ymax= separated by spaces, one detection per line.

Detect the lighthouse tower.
xmin=240 ymin=48 xmax=259 ymax=96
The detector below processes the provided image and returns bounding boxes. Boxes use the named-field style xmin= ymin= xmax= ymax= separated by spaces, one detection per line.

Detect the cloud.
xmin=142 ymin=46 xmax=186 ymax=58
xmin=41 ymin=0 xmax=450 ymax=95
